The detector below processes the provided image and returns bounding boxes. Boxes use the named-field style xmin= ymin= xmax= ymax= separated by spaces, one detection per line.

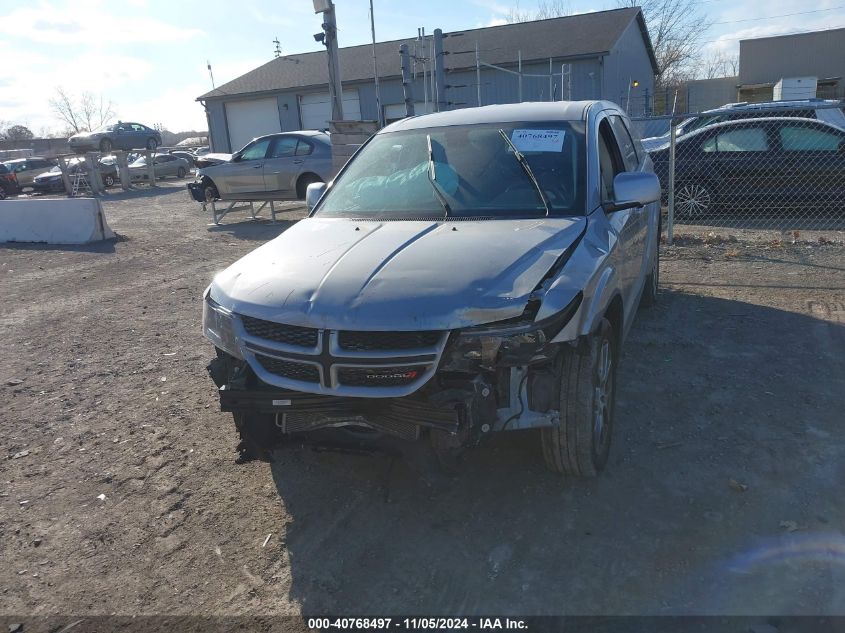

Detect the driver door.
xmin=598 ymin=117 xmax=644 ymax=323
xmin=219 ymin=138 xmax=272 ymax=195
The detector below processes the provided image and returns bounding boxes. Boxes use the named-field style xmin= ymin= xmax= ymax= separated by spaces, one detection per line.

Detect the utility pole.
xmin=369 ymin=0 xmax=383 ymax=126
xmin=433 ymin=29 xmax=446 ymax=112
xmin=400 ymin=44 xmax=415 ymax=117
xmin=314 ymin=0 xmax=344 ymax=121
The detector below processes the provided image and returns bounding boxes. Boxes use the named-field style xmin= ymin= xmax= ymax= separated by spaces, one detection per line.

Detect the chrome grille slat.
xmin=234 ymin=314 xmax=449 ymax=397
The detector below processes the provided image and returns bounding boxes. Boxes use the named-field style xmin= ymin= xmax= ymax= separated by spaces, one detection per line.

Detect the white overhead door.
xmin=225 ymin=98 xmax=281 ymax=152
xmin=299 ymin=90 xmax=361 ymax=130
xmin=383 ymin=102 xmax=434 ymax=124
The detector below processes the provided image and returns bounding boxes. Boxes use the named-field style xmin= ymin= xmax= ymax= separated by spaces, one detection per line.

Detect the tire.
xmin=177 ymin=167 xmax=186 ymax=179
xmin=675 ymin=182 xmax=712 ymax=220
xmin=296 ymin=173 xmax=322 ymax=200
xmin=146 ymin=138 xmax=158 ymax=150
xmin=99 ymin=139 xmax=113 ymax=153
xmin=640 ymin=226 xmax=660 ymax=308
xmin=103 ymin=174 xmax=115 ymax=188
xmin=0 ymin=187 xmax=6 ymax=200
xmin=203 ymin=181 xmax=219 ymax=202
xmin=541 ymin=318 xmax=617 ymax=477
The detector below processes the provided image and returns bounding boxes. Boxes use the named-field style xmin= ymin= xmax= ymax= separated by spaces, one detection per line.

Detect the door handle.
xmin=293 ymin=159 xmax=304 ymax=165
xmin=253 ymin=163 xmax=263 ymax=168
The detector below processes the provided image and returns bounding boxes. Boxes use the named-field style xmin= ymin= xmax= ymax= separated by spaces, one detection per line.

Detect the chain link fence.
xmin=630 ymin=103 xmax=845 ymax=239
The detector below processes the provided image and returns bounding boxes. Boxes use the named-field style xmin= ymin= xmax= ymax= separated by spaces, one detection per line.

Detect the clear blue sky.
xmin=1 ymin=0 xmax=843 ymax=134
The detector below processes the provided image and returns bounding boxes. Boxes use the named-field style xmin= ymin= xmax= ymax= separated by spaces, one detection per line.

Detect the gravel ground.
xmin=1 ymin=185 xmax=843 ymax=618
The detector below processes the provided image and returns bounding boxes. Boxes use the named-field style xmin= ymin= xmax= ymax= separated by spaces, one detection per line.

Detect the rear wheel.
xmin=146 ymin=138 xmax=158 ymax=150
xmin=296 ymin=173 xmax=322 ymax=200
xmin=675 ymin=182 xmax=712 ymax=220
xmin=177 ymin=166 xmax=186 ymax=179
xmin=103 ymin=174 xmax=115 ymax=187
xmin=640 ymin=224 xmax=660 ymax=308
xmin=541 ymin=318 xmax=617 ymax=476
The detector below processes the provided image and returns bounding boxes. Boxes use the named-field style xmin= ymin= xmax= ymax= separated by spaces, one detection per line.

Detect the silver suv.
xmin=203 ymin=101 xmax=661 ymax=476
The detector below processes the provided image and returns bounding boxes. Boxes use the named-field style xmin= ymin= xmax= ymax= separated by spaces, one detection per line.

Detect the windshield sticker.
xmin=510 ymin=129 xmax=565 ymax=152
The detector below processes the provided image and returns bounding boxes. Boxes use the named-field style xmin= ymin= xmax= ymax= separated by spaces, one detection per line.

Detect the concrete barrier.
xmin=0 ymin=198 xmax=115 ymax=244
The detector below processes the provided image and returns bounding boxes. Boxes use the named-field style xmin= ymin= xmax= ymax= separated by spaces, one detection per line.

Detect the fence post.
xmin=476 ymin=42 xmax=482 ymax=106
xmin=667 ymin=118 xmax=677 ymax=245
xmin=433 ymin=29 xmax=446 ymax=112
xmin=518 ymin=50 xmax=523 ymax=102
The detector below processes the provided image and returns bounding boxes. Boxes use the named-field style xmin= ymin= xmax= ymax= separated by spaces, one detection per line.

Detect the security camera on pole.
xmin=313 ymin=0 xmax=344 ymax=122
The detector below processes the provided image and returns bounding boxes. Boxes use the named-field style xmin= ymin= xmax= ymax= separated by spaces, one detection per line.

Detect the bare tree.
xmin=617 ymin=0 xmax=713 ymax=86
xmin=506 ymin=0 xmax=571 ymax=23
xmin=4 ymin=125 xmax=34 ymax=140
xmin=701 ymin=52 xmax=739 ymax=79
xmin=49 ymin=87 xmax=116 ymax=134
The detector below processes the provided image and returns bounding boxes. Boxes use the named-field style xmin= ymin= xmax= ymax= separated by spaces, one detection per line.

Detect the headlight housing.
xmin=445 ymin=293 xmax=582 ymax=369
xmin=202 ymin=290 xmax=244 ymax=359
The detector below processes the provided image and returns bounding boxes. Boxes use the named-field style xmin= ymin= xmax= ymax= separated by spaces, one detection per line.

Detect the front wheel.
xmin=541 ymin=318 xmax=617 ymax=476
xmin=103 ymin=174 xmax=115 ymax=187
xmin=177 ymin=167 xmax=186 ymax=179
xmin=99 ymin=139 xmax=113 ymax=153
xmin=203 ymin=181 xmax=219 ymax=202
xmin=640 ymin=224 xmax=660 ymax=308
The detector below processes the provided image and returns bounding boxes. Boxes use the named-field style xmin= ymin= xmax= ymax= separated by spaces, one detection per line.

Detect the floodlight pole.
xmin=369 ymin=0 xmax=383 ymax=126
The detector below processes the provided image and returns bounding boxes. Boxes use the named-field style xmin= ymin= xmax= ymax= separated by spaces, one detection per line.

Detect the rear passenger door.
xmin=776 ymin=121 xmax=845 ymax=208
xmin=262 ymin=136 xmax=301 ymax=196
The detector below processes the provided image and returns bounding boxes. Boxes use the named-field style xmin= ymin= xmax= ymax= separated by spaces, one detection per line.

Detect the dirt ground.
xmin=1 ymin=184 xmax=844 ymax=618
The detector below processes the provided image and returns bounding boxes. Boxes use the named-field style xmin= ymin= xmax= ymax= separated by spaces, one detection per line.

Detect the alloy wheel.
xmin=676 ymin=183 xmax=711 ymax=219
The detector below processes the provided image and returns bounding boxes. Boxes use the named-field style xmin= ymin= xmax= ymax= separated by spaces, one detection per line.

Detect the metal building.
xmin=197 ymin=7 xmax=658 ymax=152
xmin=739 ymin=27 xmax=845 ymax=102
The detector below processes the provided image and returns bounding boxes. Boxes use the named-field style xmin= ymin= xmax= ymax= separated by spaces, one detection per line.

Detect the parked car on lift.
xmin=192 ymin=131 xmax=334 ymax=202
xmin=2 ymin=157 xmax=58 ymax=190
xmin=0 ymin=163 xmax=20 ymax=197
xmin=649 ymin=117 xmax=845 ymax=217
xmin=127 ymin=153 xmax=191 ymax=181
xmin=31 ymin=157 xmax=119 ymax=193
xmin=69 ymin=121 xmax=162 ymax=153
xmin=642 ymin=99 xmax=845 ymax=153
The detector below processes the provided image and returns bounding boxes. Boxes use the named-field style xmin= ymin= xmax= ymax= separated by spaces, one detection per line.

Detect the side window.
xmin=780 ymin=126 xmax=842 ymax=151
xmin=609 ymin=115 xmax=639 ymax=171
xmin=239 ymin=138 xmax=272 ymax=161
xmin=268 ymin=137 xmax=298 ymax=158
xmin=705 ymin=127 xmax=769 ymax=152
xmin=295 ymin=140 xmax=313 ymax=156
xmin=598 ymin=119 xmax=625 ymax=202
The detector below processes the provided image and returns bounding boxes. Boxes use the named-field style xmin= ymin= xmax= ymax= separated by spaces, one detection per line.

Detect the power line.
xmin=710 ymin=5 xmax=845 ymax=26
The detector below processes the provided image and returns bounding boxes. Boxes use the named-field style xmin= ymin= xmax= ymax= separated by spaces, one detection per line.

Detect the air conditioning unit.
xmin=773 ymin=77 xmax=818 ymax=101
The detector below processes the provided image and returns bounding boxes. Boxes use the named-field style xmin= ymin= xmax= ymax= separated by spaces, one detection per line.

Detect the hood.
xmin=210 ymin=216 xmax=586 ymax=331
xmin=70 ymin=131 xmax=103 ymax=140
xmin=35 ymin=171 xmax=62 ymax=180
xmin=196 ymin=153 xmax=232 ymax=168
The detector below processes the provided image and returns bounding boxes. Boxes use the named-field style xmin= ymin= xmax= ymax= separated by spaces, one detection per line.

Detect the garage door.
xmin=383 ymin=102 xmax=434 ymax=124
xmin=299 ymin=90 xmax=361 ymax=130
xmin=225 ymin=98 xmax=281 ymax=152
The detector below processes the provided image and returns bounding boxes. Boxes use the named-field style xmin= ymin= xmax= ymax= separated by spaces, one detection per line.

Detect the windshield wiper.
xmin=497 ymin=129 xmax=551 ymax=217
xmin=426 ymin=134 xmax=452 ymax=218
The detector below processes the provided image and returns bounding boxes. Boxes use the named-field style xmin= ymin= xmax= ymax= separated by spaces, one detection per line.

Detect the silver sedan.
xmin=194 ymin=131 xmax=335 ymax=201
xmin=128 ymin=154 xmax=191 ymax=181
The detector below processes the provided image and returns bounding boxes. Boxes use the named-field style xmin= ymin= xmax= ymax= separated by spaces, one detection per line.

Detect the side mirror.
xmin=305 ymin=182 xmax=327 ymax=211
xmin=606 ymin=172 xmax=661 ymax=212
